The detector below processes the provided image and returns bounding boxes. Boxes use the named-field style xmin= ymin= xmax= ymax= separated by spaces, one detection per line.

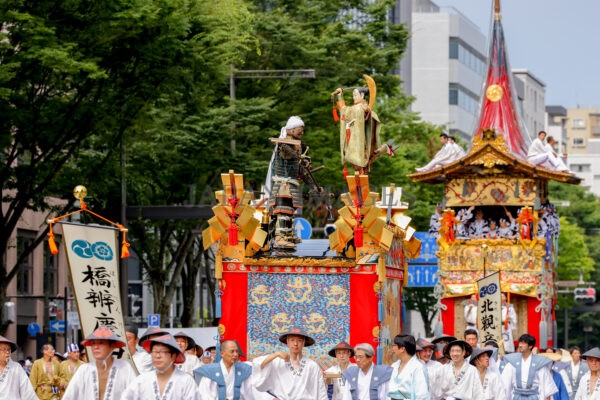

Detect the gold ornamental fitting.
xmin=486 ymin=84 xmax=503 ymax=102
xmin=73 ymin=185 xmax=87 ymax=201
xmin=218 ymin=324 xmax=226 ymax=336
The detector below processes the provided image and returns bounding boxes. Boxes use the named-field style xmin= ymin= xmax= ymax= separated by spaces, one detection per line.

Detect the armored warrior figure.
xmin=268 ymin=116 xmax=322 ymax=249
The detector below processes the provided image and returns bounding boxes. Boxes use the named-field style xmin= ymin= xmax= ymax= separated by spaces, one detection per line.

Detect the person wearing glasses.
xmin=62 ymin=325 xmax=136 ymax=400
xmin=340 ymin=343 xmax=392 ymax=400
xmin=0 ymin=335 xmax=37 ymax=399
xmin=122 ymin=333 xmax=199 ymax=399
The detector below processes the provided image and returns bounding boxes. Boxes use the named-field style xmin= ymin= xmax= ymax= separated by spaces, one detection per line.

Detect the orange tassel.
xmin=343 ymin=167 xmax=349 ymax=179
xmin=121 ymin=242 xmax=130 ymax=258
xmin=47 ymin=223 xmax=58 ymax=255
xmin=333 ymin=108 xmax=339 ymax=122
xmin=48 ymin=235 xmax=58 ymax=255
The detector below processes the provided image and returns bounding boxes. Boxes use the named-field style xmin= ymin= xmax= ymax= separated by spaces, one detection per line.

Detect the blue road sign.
xmin=406 ymin=265 xmax=439 ymax=287
xmin=49 ymin=320 xmax=65 ymax=333
xmin=411 ymin=232 xmax=438 ymax=264
xmin=148 ymin=314 xmax=160 ymax=327
xmin=27 ymin=323 xmax=41 ymax=336
xmin=294 ymin=218 xmax=312 ymax=240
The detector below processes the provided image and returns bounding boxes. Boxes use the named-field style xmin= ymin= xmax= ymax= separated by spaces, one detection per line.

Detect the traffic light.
xmin=574 ymin=287 xmax=596 ymax=303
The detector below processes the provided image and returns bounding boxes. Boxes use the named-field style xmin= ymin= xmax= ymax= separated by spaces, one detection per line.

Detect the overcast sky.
xmin=436 ymin=1 xmax=600 ymax=108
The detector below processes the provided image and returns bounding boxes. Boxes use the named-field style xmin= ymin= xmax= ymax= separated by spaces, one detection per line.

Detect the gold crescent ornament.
xmin=486 ymin=84 xmax=503 ymax=102
xmin=73 ymin=185 xmax=87 ymax=201
xmin=364 ymin=74 xmax=376 ymax=110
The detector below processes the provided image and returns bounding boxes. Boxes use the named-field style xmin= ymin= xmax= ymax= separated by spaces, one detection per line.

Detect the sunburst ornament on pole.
xmin=47 ymin=186 xmax=131 ymax=258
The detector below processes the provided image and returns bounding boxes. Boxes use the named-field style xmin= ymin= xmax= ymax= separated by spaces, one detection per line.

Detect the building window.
xmin=43 ymin=239 xmax=59 ymax=295
xmin=571 ymin=164 xmax=590 ymax=172
xmin=16 ymin=230 xmax=36 ymax=295
xmin=449 ymin=39 xmax=485 ymax=75
xmin=573 ymin=119 xmax=585 ymax=128
xmin=449 ymin=84 xmax=479 ymax=115
xmin=573 ymin=138 xmax=584 ymax=146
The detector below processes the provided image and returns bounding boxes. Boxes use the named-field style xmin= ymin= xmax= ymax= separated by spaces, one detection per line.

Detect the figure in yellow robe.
xmin=333 ymin=87 xmax=382 ymax=173
xmin=29 ymin=356 xmax=62 ymax=400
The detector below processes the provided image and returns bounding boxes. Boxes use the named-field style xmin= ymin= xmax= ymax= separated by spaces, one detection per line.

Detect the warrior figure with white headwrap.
xmin=267 ymin=116 xmax=320 ymax=249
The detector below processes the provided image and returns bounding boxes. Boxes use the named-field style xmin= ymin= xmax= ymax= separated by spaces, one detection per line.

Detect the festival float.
xmin=408 ymin=0 xmax=581 ymax=350
xmin=202 ymin=75 xmax=421 ymax=367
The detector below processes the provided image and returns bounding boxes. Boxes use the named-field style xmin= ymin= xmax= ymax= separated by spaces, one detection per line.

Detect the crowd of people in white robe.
xmin=4 ymin=321 xmax=600 ymax=400
xmin=415 ymin=130 xmax=571 ymax=175
xmin=429 ymin=203 xmax=561 ymax=240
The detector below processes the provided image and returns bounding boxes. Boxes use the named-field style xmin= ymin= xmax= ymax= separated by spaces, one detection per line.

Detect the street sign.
xmin=49 ymin=320 xmax=65 ymax=333
xmin=411 ymin=232 xmax=438 ymax=264
xmin=67 ymin=312 xmax=80 ymax=328
xmin=27 ymin=323 xmax=41 ymax=336
xmin=294 ymin=218 xmax=312 ymax=240
xmin=148 ymin=314 xmax=160 ymax=327
xmin=406 ymin=265 xmax=439 ymax=287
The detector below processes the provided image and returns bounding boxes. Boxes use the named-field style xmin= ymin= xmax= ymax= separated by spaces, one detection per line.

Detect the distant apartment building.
xmin=411 ymin=0 xmax=486 ymax=142
xmin=2 ymin=200 xmax=70 ymax=360
xmin=565 ymin=108 xmax=600 ymax=196
xmin=513 ymin=69 xmax=546 ymax=139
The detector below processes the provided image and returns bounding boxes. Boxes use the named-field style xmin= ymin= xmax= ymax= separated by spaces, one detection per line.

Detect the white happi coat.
xmin=177 ymin=353 xmax=199 ymax=375
xmin=527 ymin=138 xmax=568 ymax=171
xmin=501 ymin=355 xmax=558 ymax=400
xmin=340 ymin=364 xmax=389 ymax=400
xmin=481 ymin=369 xmax=506 ymax=400
xmin=252 ymin=355 xmax=327 ymax=400
xmin=464 ymin=304 xmax=477 ymax=329
xmin=416 ymin=143 xmax=457 ymax=172
xmin=0 ymin=359 xmax=38 ymax=400
xmin=501 ymin=305 xmax=517 ymax=353
xmin=197 ymin=360 xmax=255 ymax=400
xmin=132 ymin=349 xmax=154 ymax=374
xmin=469 ymin=218 xmax=489 ymax=238
xmin=62 ymin=359 xmax=137 ymax=400
xmin=424 ymin=360 xmax=443 ymax=400
xmin=439 ymin=360 xmax=483 ymax=400
xmin=452 ymin=142 xmax=466 ymax=159
xmin=121 ymin=368 xmax=199 ymax=400
xmin=387 ymin=356 xmax=429 ymax=400
xmin=429 ymin=211 xmax=442 ymax=237
xmin=325 ymin=363 xmax=353 ymax=400
xmin=575 ymin=372 xmax=600 ymax=400
xmin=456 ymin=209 xmax=473 ymax=238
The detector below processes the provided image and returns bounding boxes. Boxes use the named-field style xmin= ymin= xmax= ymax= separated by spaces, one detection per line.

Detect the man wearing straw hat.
xmin=416 ymin=338 xmax=442 ymax=399
xmin=501 ymin=333 xmax=557 ymax=400
xmin=324 ymin=342 xmax=355 ymax=400
xmin=0 ymin=335 xmax=37 ymax=399
xmin=121 ymin=333 xmax=199 ymax=399
xmin=573 ymin=347 xmax=600 ymax=399
xmin=470 ymin=347 xmax=505 ymax=399
xmin=174 ymin=331 xmax=200 ymax=375
xmin=62 ymin=325 xmax=136 ymax=400
xmin=539 ymin=351 xmax=570 ymax=400
xmin=195 ymin=339 xmax=253 ymax=400
xmin=438 ymin=339 xmax=483 ymax=400
xmin=253 ymin=326 xmax=327 ymax=399
xmin=58 ymin=343 xmax=84 ymax=389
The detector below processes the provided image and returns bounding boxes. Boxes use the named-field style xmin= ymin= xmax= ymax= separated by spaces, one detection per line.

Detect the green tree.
xmin=0 ymin=0 xmax=255 ymax=332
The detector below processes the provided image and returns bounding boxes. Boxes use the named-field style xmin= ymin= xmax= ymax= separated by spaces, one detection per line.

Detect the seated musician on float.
xmin=527 ymin=130 xmax=570 ymax=173
xmin=415 ymin=133 xmax=465 ymax=172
